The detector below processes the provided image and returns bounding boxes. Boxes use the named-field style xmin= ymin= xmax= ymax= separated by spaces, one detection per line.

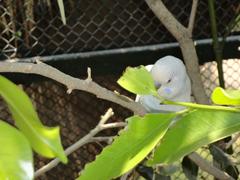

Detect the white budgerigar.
xmin=136 ymin=56 xmax=191 ymax=113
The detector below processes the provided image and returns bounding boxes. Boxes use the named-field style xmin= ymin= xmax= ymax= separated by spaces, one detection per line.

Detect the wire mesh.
xmin=0 ymin=0 xmax=240 ymax=179
xmin=200 ymin=59 xmax=240 ymax=97
xmin=0 ymin=0 xmax=239 ymax=59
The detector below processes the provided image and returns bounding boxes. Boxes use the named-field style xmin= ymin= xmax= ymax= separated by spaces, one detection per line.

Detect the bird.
xmin=135 ymin=56 xmax=192 ymax=179
xmin=136 ymin=56 xmax=191 ymax=113
xmin=135 ymin=56 xmax=238 ymax=179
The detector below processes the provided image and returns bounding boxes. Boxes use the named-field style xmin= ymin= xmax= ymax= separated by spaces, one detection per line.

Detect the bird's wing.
xmin=137 ymin=94 xmax=186 ymax=113
xmin=136 ymin=95 xmax=163 ymax=113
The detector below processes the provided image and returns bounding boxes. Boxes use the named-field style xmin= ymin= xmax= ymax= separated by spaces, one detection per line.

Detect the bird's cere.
xmin=164 ymin=87 xmax=172 ymax=95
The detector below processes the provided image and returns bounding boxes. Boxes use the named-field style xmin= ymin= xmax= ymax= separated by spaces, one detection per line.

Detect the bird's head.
xmin=150 ymin=56 xmax=190 ymax=100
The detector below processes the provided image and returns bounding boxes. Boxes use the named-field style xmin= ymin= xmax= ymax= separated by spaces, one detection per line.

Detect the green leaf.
xmin=117 ymin=66 xmax=158 ymax=96
xmin=0 ymin=120 xmax=33 ymax=180
xmin=211 ymin=87 xmax=240 ymax=105
xmin=78 ymin=113 xmax=175 ymax=180
xmin=57 ymin=0 xmax=66 ymax=24
xmin=148 ymin=109 xmax=240 ymax=165
xmin=0 ymin=75 xmax=67 ymax=163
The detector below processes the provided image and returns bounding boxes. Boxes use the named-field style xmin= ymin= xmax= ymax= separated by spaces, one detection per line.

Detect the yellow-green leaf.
xmin=148 ymin=109 xmax=240 ymax=165
xmin=0 ymin=75 xmax=67 ymax=163
xmin=0 ymin=120 xmax=33 ymax=180
xmin=117 ymin=66 xmax=158 ymax=96
xmin=211 ymin=87 xmax=240 ymax=105
xmin=78 ymin=113 xmax=175 ymax=180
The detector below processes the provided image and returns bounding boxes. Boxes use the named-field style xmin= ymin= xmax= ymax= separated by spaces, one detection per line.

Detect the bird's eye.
xmin=167 ymin=79 xmax=172 ymax=83
xmin=154 ymin=82 xmax=161 ymax=89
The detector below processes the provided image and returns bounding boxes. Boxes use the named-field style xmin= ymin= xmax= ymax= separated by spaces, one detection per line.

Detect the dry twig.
xmin=188 ymin=0 xmax=198 ymax=34
xmin=189 ymin=152 xmax=234 ymax=180
xmin=226 ymin=133 xmax=240 ymax=150
xmin=0 ymin=61 xmax=146 ymax=115
xmin=34 ymin=108 xmax=126 ymax=178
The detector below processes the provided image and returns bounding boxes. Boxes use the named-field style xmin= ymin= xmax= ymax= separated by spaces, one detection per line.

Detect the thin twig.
xmin=226 ymin=133 xmax=240 ymax=150
xmin=188 ymin=0 xmax=198 ymax=34
xmin=86 ymin=67 xmax=92 ymax=82
xmin=188 ymin=152 xmax=234 ymax=180
xmin=0 ymin=61 xmax=146 ymax=115
xmin=34 ymin=108 xmax=126 ymax=178
xmin=101 ymin=122 xmax=127 ymax=130
xmin=91 ymin=136 xmax=115 ymax=144
xmin=99 ymin=109 xmax=114 ymax=125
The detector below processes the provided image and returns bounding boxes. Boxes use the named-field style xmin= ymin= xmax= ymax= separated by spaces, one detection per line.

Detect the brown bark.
xmin=179 ymin=38 xmax=209 ymax=104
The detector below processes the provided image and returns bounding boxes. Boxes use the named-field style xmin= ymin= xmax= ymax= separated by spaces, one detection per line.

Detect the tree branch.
xmin=34 ymin=108 xmax=126 ymax=178
xmin=188 ymin=0 xmax=198 ymax=34
xmin=0 ymin=61 xmax=146 ymax=115
xmin=188 ymin=152 xmax=234 ymax=180
xmin=225 ymin=133 xmax=240 ymax=150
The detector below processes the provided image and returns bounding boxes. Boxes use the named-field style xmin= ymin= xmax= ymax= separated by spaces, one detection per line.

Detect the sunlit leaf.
xmin=211 ymin=87 xmax=240 ymax=105
xmin=148 ymin=109 xmax=240 ymax=165
xmin=0 ymin=120 xmax=33 ymax=180
xmin=78 ymin=113 xmax=176 ymax=180
xmin=0 ymin=75 xmax=67 ymax=163
xmin=57 ymin=0 xmax=66 ymax=24
xmin=117 ymin=66 xmax=158 ymax=96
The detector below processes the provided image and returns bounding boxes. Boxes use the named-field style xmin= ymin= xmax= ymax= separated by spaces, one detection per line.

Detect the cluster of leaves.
xmin=0 ymin=76 xmax=67 ymax=179
xmin=79 ymin=66 xmax=240 ymax=180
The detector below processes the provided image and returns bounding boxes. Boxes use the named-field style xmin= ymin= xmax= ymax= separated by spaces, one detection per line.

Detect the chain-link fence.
xmin=0 ymin=0 xmax=240 ymax=179
xmin=0 ymin=0 xmax=239 ymax=59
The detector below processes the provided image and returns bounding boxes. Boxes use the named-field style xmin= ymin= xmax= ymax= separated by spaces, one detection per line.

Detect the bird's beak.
xmin=154 ymin=82 xmax=161 ymax=89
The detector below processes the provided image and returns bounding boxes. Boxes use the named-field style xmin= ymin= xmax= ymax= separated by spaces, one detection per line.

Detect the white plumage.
xmin=136 ymin=56 xmax=191 ymax=113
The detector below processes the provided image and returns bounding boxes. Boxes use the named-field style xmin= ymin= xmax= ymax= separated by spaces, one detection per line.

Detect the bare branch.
xmin=0 ymin=61 xmax=146 ymax=115
xmin=91 ymin=136 xmax=115 ymax=144
xmin=66 ymin=89 xmax=73 ymax=94
xmin=34 ymin=138 xmax=92 ymax=178
xmin=188 ymin=0 xmax=198 ymax=34
xmin=101 ymin=122 xmax=127 ymax=130
xmin=188 ymin=152 xmax=234 ymax=180
xmin=226 ymin=133 xmax=240 ymax=150
xmin=99 ymin=108 xmax=114 ymax=125
xmin=34 ymin=108 xmax=126 ymax=178
xmin=86 ymin=67 xmax=92 ymax=82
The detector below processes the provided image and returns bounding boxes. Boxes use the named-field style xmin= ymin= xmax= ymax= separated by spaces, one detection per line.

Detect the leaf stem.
xmin=163 ymin=100 xmax=240 ymax=113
